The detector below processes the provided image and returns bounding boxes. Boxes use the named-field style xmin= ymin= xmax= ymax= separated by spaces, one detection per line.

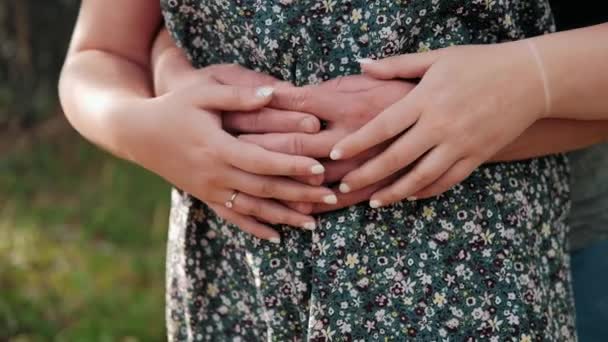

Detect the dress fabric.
xmin=160 ymin=0 xmax=576 ymax=340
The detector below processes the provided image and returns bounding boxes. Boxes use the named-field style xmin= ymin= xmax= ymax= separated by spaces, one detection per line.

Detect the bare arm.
xmin=535 ymin=24 xmax=608 ymax=120
xmin=493 ymin=119 xmax=608 ymax=162
xmin=59 ymin=0 xmax=162 ymax=159
xmin=58 ymin=1 xmax=337 ymax=241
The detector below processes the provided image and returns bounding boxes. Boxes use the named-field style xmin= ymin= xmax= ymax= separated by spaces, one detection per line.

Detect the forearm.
xmin=58 ymin=0 xmax=161 ymax=160
xmin=151 ymin=29 xmax=195 ymax=96
xmin=491 ymin=119 xmax=608 ymax=162
xmin=59 ymin=51 xmax=152 ymax=160
xmin=531 ymin=23 xmax=608 ymax=120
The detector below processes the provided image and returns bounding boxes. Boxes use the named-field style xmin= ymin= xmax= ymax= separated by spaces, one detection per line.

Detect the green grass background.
xmin=1 ymin=126 xmax=170 ymax=341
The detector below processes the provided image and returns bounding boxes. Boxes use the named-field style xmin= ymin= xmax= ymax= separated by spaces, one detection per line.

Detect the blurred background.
xmin=0 ymin=1 xmax=605 ymax=341
xmin=1 ymin=1 xmax=169 ymax=340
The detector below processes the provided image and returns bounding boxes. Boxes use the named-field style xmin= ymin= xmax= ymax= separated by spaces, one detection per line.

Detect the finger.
xmin=324 ymin=146 xmax=386 ymax=186
xmin=224 ymin=108 xmax=321 ymax=134
xmin=318 ymin=74 xmax=392 ymax=92
xmin=228 ymin=192 xmax=317 ymax=231
xmin=292 ymin=175 xmax=324 ymax=186
xmin=411 ymin=158 xmax=478 ymax=199
xmin=190 ymin=84 xmax=276 ymax=112
xmin=239 ymin=130 xmax=340 ymax=158
xmin=330 ymin=91 xmax=422 ymax=161
xmin=205 ymin=64 xmax=283 ymax=87
xmin=208 ymin=204 xmax=280 ymax=243
xmin=226 ymin=167 xmax=337 ymax=204
xmin=369 ymin=145 xmax=461 ymax=207
xmin=311 ymin=175 xmax=398 ymax=214
xmin=339 ymin=125 xmax=435 ymax=193
xmin=358 ymin=49 xmax=443 ymax=80
xmin=283 ymin=201 xmax=314 ymax=215
xmin=269 ymin=86 xmax=349 ymax=121
xmin=218 ymin=134 xmax=326 ymax=176
xmin=324 ymin=159 xmax=362 ymax=185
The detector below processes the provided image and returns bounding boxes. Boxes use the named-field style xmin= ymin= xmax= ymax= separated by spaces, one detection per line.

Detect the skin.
xmin=62 ymin=2 xmax=608 ymax=239
xmin=59 ymin=0 xmax=340 ymax=243
xmin=332 ymin=25 xmax=608 ymax=207
xmin=153 ymin=27 xmax=608 ymax=216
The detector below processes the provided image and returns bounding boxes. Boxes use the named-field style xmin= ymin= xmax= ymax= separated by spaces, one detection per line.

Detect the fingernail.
xmin=311 ymin=164 xmax=325 ymax=175
xmin=323 ymin=194 xmax=338 ymax=205
xmin=330 ymin=149 xmax=342 ymax=160
xmin=256 ymin=86 xmax=275 ymax=98
xmin=357 ymin=58 xmax=374 ymax=64
xmin=339 ymin=183 xmax=351 ymax=194
xmin=369 ymin=200 xmax=383 ymax=208
xmin=302 ymin=222 xmax=316 ymax=231
xmin=407 ymin=196 xmax=418 ymax=201
xmin=269 ymin=236 xmax=281 ymax=244
xmin=299 ymin=118 xmax=318 ymax=133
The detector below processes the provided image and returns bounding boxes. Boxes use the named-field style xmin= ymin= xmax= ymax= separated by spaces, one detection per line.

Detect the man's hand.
xmin=236 ymin=75 xmax=416 ymax=213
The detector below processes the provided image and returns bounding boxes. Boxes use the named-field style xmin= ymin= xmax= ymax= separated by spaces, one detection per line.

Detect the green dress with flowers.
xmin=161 ymin=0 xmax=576 ymax=340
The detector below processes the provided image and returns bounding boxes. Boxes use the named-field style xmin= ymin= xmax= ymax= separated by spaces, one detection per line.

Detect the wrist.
xmin=153 ymin=47 xmax=195 ymax=96
xmin=500 ymin=40 xmax=549 ymax=121
xmin=106 ymin=97 xmax=154 ymax=163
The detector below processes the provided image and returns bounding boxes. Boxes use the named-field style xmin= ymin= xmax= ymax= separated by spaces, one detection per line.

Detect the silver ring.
xmin=224 ymin=191 xmax=239 ymax=209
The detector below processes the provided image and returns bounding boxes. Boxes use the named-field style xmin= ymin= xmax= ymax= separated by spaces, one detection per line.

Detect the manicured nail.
xmin=269 ymin=236 xmax=281 ymax=244
xmin=256 ymin=86 xmax=275 ymax=98
xmin=330 ymin=149 xmax=342 ymax=160
xmin=407 ymin=196 xmax=418 ymax=201
xmin=339 ymin=183 xmax=351 ymax=194
xmin=299 ymin=118 xmax=318 ymax=133
xmin=311 ymin=164 xmax=325 ymax=175
xmin=302 ymin=222 xmax=316 ymax=231
xmin=369 ymin=200 xmax=383 ymax=208
xmin=323 ymin=194 xmax=338 ymax=205
xmin=357 ymin=58 xmax=374 ymax=64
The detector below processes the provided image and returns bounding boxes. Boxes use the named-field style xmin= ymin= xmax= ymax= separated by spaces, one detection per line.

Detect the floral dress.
xmin=161 ymin=0 xmax=576 ymax=340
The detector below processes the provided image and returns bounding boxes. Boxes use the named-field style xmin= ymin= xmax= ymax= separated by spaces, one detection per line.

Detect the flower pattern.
xmin=161 ymin=0 xmax=576 ymax=340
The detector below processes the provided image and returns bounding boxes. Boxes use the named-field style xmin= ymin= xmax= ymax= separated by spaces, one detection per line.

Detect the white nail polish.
xmin=369 ymin=200 xmax=383 ymax=208
xmin=339 ymin=183 xmax=351 ymax=194
xmin=269 ymin=237 xmax=281 ymax=244
xmin=330 ymin=149 xmax=342 ymax=160
xmin=323 ymin=194 xmax=338 ymax=205
xmin=256 ymin=86 xmax=275 ymax=98
xmin=302 ymin=222 xmax=316 ymax=231
xmin=357 ymin=58 xmax=374 ymax=64
xmin=311 ymin=164 xmax=325 ymax=175
xmin=407 ymin=196 xmax=418 ymax=201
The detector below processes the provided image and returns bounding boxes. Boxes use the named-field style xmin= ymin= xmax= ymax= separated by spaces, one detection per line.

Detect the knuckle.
xmin=378 ymin=119 xmax=401 ymax=140
xmin=284 ymin=159 xmax=301 ymax=175
xmin=259 ymin=181 xmax=277 ymax=197
xmin=231 ymin=87 xmax=245 ymax=102
xmin=289 ymin=135 xmax=305 ymax=155
xmin=382 ymin=153 xmax=404 ymax=173
xmin=381 ymin=190 xmax=399 ymax=203
xmin=289 ymin=89 xmax=310 ymax=111
xmin=251 ymin=112 xmax=263 ymax=130
xmin=451 ymin=166 xmax=472 ymax=184
xmin=410 ymin=171 xmax=431 ymax=185
xmin=246 ymin=202 xmax=263 ymax=218
xmin=269 ymin=212 xmax=288 ymax=225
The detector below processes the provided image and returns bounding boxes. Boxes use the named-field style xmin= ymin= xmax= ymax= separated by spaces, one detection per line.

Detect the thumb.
xmin=358 ymin=49 xmax=443 ymax=80
xmin=193 ymin=84 xmax=275 ymax=111
xmin=207 ymin=64 xmax=282 ymax=87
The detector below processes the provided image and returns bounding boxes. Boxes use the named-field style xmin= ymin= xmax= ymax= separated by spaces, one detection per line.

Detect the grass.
xmin=0 ymin=122 xmax=171 ymax=341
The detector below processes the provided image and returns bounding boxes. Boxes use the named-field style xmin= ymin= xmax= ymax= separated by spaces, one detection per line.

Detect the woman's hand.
xmin=117 ymin=73 xmax=338 ymax=242
xmin=330 ymin=43 xmax=547 ymax=207
xmin=152 ymin=30 xmax=323 ymax=135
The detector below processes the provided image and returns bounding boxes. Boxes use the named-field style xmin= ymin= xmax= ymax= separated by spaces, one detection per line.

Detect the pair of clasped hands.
xmin=138 ymin=43 xmax=546 ymax=242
